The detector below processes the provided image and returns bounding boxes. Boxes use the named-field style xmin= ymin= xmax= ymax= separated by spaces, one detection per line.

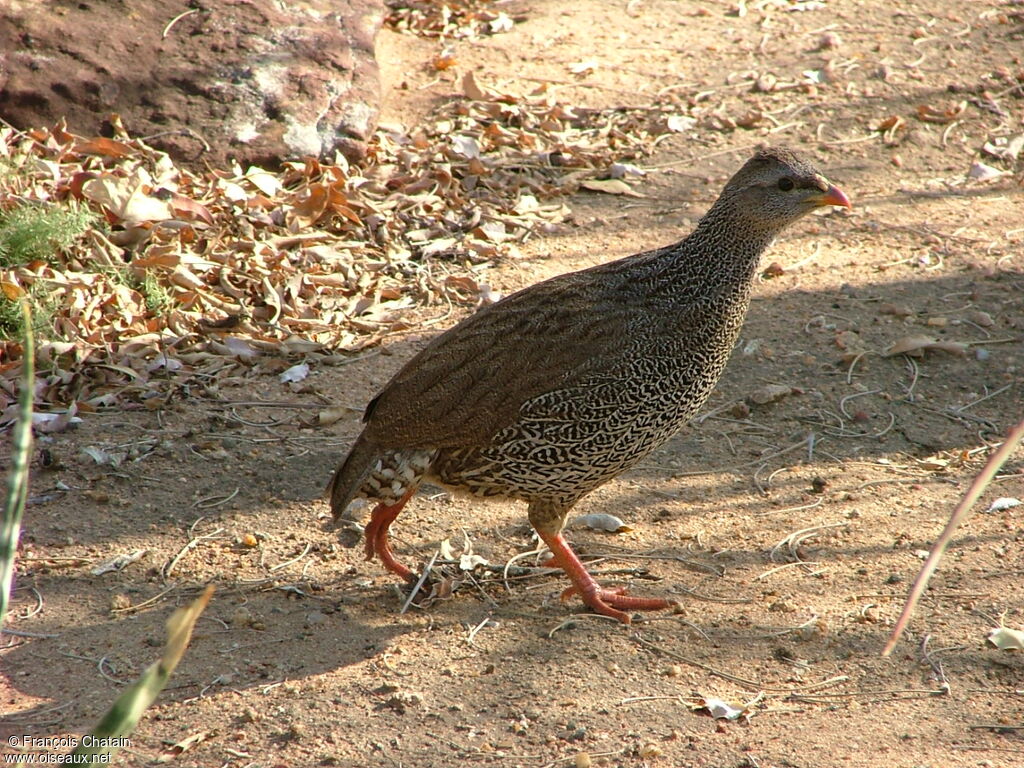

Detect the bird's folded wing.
xmin=361 ymin=264 xmax=669 ymax=450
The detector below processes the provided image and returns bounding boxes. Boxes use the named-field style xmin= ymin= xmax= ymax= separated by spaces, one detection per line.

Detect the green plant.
xmin=0 ymin=201 xmax=95 ymax=266
xmin=0 ymin=291 xmax=22 ymax=337
xmin=107 ymin=266 xmax=175 ymax=319
xmin=0 ymin=301 xmax=33 ymax=635
xmin=0 ymin=284 xmax=60 ymax=342
xmin=71 ymin=585 xmax=214 ymax=764
xmin=141 ymin=271 xmax=175 ymax=317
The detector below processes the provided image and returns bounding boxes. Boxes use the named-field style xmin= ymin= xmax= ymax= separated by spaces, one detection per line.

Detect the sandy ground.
xmin=3 ymin=1 xmax=1024 ymax=766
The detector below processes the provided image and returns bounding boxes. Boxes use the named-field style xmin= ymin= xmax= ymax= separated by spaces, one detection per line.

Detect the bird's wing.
xmin=360 ymin=253 xmax=691 ymax=449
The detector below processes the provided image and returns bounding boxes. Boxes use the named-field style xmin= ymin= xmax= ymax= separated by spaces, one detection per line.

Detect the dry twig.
xmin=883 ymin=418 xmax=1024 ymax=656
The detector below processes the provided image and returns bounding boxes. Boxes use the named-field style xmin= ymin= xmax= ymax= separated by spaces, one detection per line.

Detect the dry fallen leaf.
xmin=572 ymin=513 xmax=633 ymax=533
xmin=883 ymin=335 xmax=968 ymax=357
xmin=985 ymin=497 xmax=1022 ymax=513
xmin=872 ymin=115 xmax=905 ymax=135
xmin=156 ymin=732 xmax=208 ymax=763
xmin=982 ymin=134 xmax=1024 ymax=162
xmin=82 ymin=445 xmax=124 ymax=467
xmin=82 ymin=171 xmax=176 ymax=226
xmin=568 ymin=60 xmax=598 ymax=75
xmin=279 ymin=362 xmax=310 ymax=383
xmin=317 ymin=405 xmax=356 ymax=426
xmin=462 ymin=71 xmax=489 ymax=100
xmin=749 ymin=383 xmax=795 ymax=405
xmin=432 ymin=53 xmax=458 ymax=70
xmin=451 ymin=135 xmax=481 ymax=159
xmin=666 ymin=115 xmax=697 ymax=132
xmin=579 ymin=178 xmax=645 ymax=197
xmin=245 ymin=166 xmax=282 ymax=196
xmin=967 ymin=161 xmax=1009 ymax=182
xmin=988 ymin=627 xmax=1024 ymax=651
xmin=91 ymin=549 xmax=148 ymax=576
xmin=73 ymin=136 xmax=135 ymax=158
xmin=915 ymin=101 xmax=967 ymax=123
xmin=488 ymin=12 xmax=514 ymax=33
xmin=439 ymin=536 xmax=489 ymax=571
xmin=693 ymin=696 xmax=746 ymax=720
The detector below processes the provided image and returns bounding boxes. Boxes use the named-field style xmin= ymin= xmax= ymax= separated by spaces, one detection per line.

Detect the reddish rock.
xmin=0 ymin=0 xmax=385 ymax=167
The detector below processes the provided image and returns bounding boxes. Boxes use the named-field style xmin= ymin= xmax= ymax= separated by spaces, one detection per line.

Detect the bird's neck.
xmin=686 ymin=196 xmax=782 ymax=285
xmin=646 ymin=198 xmax=781 ymax=305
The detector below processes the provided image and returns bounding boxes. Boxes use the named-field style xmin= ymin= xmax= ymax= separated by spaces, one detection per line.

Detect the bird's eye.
xmin=777 ymin=177 xmax=795 ymax=192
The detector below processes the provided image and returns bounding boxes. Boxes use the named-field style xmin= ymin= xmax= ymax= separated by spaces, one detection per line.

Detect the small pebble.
xmin=818 ymin=31 xmax=841 ymax=50
xmin=879 ymin=302 xmax=913 ymax=317
xmin=640 ymin=744 xmax=664 ymax=758
xmin=305 ymin=610 xmax=327 ymax=626
xmin=730 ymin=401 xmax=751 ymax=419
xmin=967 ymin=310 xmax=994 ymax=327
xmin=110 ymin=594 xmax=131 ymax=611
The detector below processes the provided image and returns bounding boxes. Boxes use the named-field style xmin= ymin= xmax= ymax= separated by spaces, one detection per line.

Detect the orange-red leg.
xmin=536 ymin=529 xmax=676 ymax=625
xmin=363 ymin=489 xmax=416 ymax=582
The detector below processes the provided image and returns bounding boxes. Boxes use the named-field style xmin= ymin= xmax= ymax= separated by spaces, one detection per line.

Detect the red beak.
xmin=817 ymin=184 xmax=852 ymax=209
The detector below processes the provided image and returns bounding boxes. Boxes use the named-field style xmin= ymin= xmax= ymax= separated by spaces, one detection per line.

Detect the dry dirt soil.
xmin=4 ymin=1 xmax=1024 ymax=766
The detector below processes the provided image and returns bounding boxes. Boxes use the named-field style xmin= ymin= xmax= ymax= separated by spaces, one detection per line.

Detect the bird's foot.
xmin=535 ymin=529 xmax=675 ymax=625
xmin=369 ymin=539 xmax=416 ymax=583
xmin=364 ymin=493 xmax=416 ymax=583
xmin=559 ymin=584 xmax=677 ymax=624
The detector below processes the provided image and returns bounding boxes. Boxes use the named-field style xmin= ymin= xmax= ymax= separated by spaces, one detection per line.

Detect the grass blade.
xmin=0 ymin=300 xmax=34 ymax=635
xmin=72 ymin=584 xmax=215 ymax=761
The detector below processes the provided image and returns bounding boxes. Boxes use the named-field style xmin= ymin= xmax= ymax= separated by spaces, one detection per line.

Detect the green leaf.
xmin=72 ymin=585 xmax=215 ymax=762
xmin=0 ymin=301 xmax=34 ymax=635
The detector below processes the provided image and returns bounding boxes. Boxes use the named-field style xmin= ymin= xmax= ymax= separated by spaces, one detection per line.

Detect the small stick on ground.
xmin=268 ymin=542 xmax=313 ymax=573
xmin=163 ymin=517 xmax=228 ymax=581
xmin=883 ymin=418 xmax=1024 ymax=656
xmin=400 ymin=551 xmax=438 ymax=614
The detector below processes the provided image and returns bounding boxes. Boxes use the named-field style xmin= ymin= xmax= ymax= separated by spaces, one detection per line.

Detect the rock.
xmin=0 ymin=0 xmax=385 ymax=167
xmin=305 ymin=610 xmax=328 ymax=626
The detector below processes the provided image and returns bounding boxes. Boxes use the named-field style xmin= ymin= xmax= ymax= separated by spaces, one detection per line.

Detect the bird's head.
xmin=713 ymin=147 xmax=851 ymax=230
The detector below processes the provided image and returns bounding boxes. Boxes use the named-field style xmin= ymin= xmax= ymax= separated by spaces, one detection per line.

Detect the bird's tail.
xmin=326 ymin=435 xmax=377 ymax=521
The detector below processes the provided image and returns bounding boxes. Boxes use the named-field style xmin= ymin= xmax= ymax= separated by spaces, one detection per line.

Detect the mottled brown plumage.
xmin=328 ymin=147 xmax=850 ymax=623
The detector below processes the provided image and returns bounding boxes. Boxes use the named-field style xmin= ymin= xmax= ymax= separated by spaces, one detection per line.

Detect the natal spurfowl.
xmin=328 ymin=147 xmax=850 ymax=624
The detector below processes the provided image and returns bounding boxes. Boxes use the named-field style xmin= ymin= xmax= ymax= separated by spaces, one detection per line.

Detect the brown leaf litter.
xmin=0 ymin=82 xmax=685 ymax=425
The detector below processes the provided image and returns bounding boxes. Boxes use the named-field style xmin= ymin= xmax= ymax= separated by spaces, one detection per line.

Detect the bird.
xmin=327 ymin=147 xmax=850 ymax=624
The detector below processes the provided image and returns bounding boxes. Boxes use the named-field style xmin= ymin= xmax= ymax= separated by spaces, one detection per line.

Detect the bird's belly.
xmin=431 ymin=366 xmax=716 ymax=503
